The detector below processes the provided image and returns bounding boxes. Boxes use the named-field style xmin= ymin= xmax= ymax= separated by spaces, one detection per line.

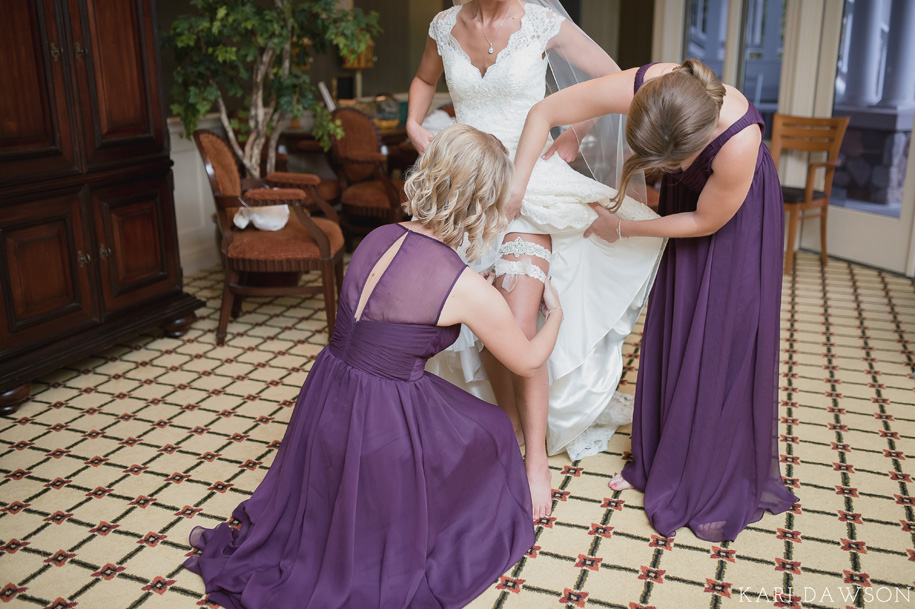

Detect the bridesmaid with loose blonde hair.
xmin=185 ymin=124 xmax=563 ymax=608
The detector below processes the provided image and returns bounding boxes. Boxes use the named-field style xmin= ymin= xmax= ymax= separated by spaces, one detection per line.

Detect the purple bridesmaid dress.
xmin=185 ymin=223 xmax=534 ymax=608
xmin=621 ymin=64 xmax=798 ymax=542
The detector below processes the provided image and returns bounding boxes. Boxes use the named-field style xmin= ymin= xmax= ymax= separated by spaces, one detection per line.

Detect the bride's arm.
xmin=508 ymin=69 xmax=639 ymax=215
xmin=407 ymin=36 xmax=445 ymax=155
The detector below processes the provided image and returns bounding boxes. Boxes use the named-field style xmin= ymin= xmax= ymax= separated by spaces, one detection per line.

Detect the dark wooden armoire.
xmin=0 ymin=0 xmax=203 ymax=415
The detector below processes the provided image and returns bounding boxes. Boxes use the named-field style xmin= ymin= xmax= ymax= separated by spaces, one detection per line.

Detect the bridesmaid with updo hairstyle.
xmin=511 ymin=59 xmax=799 ymax=542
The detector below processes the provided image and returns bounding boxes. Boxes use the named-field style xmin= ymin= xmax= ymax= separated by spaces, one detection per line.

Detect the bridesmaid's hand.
xmin=540 ymin=277 xmax=561 ymax=317
xmin=541 ymin=129 xmax=580 ymax=163
xmin=583 ymin=202 xmax=620 ymax=244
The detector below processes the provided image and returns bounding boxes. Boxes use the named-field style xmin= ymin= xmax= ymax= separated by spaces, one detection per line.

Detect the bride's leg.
xmin=479 ymin=349 xmax=523 ymax=446
xmin=494 ymin=232 xmax=553 ymax=519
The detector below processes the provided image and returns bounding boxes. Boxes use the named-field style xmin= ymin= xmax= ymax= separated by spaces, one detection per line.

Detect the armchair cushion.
xmin=227 ymin=216 xmax=344 ymax=261
xmin=781 ymin=186 xmax=827 ymax=204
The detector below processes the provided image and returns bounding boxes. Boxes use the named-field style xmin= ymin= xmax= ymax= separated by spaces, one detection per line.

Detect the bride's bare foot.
xmin=608 ymin=472 xmax=633 ymax=492
xmin=527 ymin=460 xmax=553 ymax=519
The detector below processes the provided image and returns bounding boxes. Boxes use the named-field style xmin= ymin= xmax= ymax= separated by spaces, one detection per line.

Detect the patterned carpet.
xmin=1 ymin=251 xmax=913 ymax=609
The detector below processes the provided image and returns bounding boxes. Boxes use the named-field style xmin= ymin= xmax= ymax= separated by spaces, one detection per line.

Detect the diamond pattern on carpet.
xmin=1 ymin=252 xmax=913 ymax=609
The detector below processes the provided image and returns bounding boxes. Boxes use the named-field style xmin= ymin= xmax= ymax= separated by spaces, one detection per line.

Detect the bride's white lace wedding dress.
xmin=425 ymin=3 xmax=665 ymax=461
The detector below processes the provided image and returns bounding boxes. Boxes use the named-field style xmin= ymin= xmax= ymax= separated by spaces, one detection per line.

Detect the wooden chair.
xmin=329 ymin=108 xmax=407 ymax=250
xmin=769 ymin=113 xmax=850 ymax=274
xmin=194 ymin=130 xmax=345 ymax=344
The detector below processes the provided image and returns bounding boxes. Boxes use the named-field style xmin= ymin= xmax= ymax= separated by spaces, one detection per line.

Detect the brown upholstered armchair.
xmin=329 ymin=108 xmax=407 ymax=250
xmin=194 ymin=130 xmax=345 ymax=344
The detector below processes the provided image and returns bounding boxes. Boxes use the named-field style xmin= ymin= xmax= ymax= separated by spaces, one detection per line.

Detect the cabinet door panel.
xmin=93 ymin=176 xmax=180 ymax=313
xmin=0 ymin=0 xmax=80 ymax=185
xmin=69 ymin=0 xmax=165 ymax=168
xmin=0 ymin=192 xmax=97 ymax=354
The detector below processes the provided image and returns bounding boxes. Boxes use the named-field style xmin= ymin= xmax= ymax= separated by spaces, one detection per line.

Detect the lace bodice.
xmin=430 ymin=5 xmax=657 ymax=230
xmin=430 ymin=4 xmax=563 ymax=150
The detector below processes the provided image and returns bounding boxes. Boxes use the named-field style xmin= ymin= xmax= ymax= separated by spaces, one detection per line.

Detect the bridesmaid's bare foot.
xmin=608 ymin=473 xmax=633 ymax=492
xmin=527 ymin=459 xmax=553 ymax=519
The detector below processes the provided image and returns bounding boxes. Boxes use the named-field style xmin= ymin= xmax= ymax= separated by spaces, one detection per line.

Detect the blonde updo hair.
xmin=611 ymin=59 xmax=726 ymax=209
xmin=404 ymin=124 xmax=511 ymax=261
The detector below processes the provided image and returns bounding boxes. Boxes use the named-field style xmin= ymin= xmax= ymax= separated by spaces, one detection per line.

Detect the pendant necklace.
xmin=478 ymin=1 xmax=513 ymax=54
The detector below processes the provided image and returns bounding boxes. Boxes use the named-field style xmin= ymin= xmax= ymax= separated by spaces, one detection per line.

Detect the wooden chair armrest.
xmin=265 ymin=171 xmax=321 ymax=188
xmin=215 ymin=195 xmax=244 ymax=209
xmin=305 ymin=184 xmax=340 ymax=223
xmin=213 ymin=209 xmax=235 ymax=249
xmin=240 ymin=188 xmax=308 ymax=207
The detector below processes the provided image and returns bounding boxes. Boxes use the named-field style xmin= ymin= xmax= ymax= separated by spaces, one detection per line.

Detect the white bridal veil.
xmin=452 ymin=0 xmax=646 ymax=202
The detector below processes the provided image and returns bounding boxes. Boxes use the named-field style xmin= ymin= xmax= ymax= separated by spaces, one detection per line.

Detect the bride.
xmin=407 ymin=0 xmax=664 ymax=518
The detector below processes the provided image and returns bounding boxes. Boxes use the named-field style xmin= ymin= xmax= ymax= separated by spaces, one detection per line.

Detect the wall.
xmin=617 ymin=1 xmax=654 ymax=69
xmin=651 ymin=0 xmax=685 ymax=63
xmin=169 ymin=116 xmax=224 ymax=275
xmin=358 ymin=0 xmax=444 ymax=96
xmin=580 ymin=0 xmax=620 ymax=59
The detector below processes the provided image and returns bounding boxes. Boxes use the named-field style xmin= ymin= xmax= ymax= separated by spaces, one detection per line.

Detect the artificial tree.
xmin=168 ymin=0 xmax=380 ymax=177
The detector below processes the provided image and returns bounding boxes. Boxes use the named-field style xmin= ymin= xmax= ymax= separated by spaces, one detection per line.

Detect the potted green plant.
xmin=167 ymin=0 xmax=381 ymax=178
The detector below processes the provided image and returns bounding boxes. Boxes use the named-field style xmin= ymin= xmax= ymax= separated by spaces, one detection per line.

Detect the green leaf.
xmin=166 ymin=0 xmax=381 ymax=164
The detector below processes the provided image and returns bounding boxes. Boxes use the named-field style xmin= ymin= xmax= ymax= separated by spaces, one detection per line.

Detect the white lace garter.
xmin=500 ymin=237 xmax=552 ymax=263
xmin=494 ymin=237 xmax=551 ymax=292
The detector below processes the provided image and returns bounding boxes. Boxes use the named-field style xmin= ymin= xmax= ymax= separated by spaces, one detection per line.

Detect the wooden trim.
xmin=651 ymin=0 xmax=684 ymax=63
xmin=720 ymin=0 xmax=744 ymax=86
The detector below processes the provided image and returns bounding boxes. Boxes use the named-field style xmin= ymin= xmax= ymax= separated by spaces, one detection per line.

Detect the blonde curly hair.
xmin=404 ymin=124 xmax=511 ymax=261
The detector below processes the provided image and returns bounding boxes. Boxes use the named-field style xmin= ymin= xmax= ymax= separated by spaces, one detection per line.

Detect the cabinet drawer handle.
xmin=99 ymin=244 xmax=111 ymax=260
xmin=50 ymin=42 xmax=61 ymax=63
xmin=75 ymin=42 xmax=88 ymax=61
xmin=77 ymin=251 xmax=92 ymax=267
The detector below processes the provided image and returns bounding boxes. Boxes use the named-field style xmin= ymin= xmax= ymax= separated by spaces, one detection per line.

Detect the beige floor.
xmin=0 ymin=251 xmax=913 ymax=609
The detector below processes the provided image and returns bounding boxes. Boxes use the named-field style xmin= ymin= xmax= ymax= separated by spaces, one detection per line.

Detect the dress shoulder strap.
xmin=634 ymin=63 xmax=658 ymax=94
